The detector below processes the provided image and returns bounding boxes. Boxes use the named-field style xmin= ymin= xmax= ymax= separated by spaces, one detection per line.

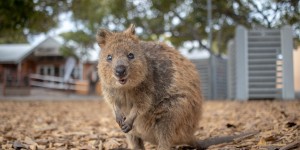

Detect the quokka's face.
xmin=97 ymin=25 xmax=148 ymax=89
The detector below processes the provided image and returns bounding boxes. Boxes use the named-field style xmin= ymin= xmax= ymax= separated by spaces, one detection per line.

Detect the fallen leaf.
xmin=257 ymin=137 xmax=267 ymax=146
xmin=226 ymin=123 xmax=236 ymax=128
xmin=24 ymin=136 xmax=38 ymax=145
xmin=78 ymin=145 xmax=93 ymax=149
xmin=35 ymin=125 xmax=57 ymax=132
xmin=35 ymin=139 xmax=49 ymax=145
xmin=13 ymin=140 xmax=27 ymax=149
xmin=98 ymin=140 xmax=103 ymax=150
xmin=30 ymin=144 xmax=38 ymax=150
xmin=286 ymin=122 xmax=297 ymax=128
xmin=103 ymin=138 xmax=121 ymax=149
xmin=87 ymin=134 xmax=99 ymax=140
xmin=37 ymin=145 xmax=47 ymax=150
xmin=88 ymin=140 xmax=97 ymax=148
xmin=54 ymin=142 xmax=65 ymax=147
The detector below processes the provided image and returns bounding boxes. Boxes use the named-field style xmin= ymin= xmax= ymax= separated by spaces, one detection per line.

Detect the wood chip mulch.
xmin=0 ymin=99 xmax=299 ymax=150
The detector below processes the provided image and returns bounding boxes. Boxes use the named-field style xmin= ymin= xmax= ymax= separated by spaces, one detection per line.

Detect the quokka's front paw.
xmin=121 ymin=121 xmax=132 ymax=133
xmin=116 ymin=114 xmax=125 ymax=128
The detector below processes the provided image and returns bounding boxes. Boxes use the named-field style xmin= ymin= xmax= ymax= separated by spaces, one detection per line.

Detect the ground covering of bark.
xmin=0 ymin=99 xmax=299 ymax=150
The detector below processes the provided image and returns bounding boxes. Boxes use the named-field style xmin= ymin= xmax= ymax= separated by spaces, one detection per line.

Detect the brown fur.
xmin=97 ymin=24 xmax=203 ymax=150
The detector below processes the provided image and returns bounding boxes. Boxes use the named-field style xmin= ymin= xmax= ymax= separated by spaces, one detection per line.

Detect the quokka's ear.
xmin=96 ymin=28 xmax=112 ymax=47
xmin=124 ymin=24 xmax=135 ymax=35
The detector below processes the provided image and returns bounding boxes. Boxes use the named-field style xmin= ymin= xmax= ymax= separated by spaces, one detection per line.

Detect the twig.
xmin=279 ymin=141 xmax=300 ymax=150
xmin=234 ymin=130 xmax=260 ymax=142
xmin=261 ymin=145 xmax=281 ymax=150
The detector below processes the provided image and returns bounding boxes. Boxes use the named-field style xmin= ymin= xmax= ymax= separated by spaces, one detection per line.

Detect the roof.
xmin=31 ymin=36 xmax=63 ymax=56
xmin=0 ymin=44 xmax=33 ymax=64
xmin=0 ymin=36 xmax=64 ymax=64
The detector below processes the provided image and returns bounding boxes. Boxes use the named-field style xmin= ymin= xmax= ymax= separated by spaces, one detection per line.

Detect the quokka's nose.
xmin=115 ymin=65 xmax=127 ymax=77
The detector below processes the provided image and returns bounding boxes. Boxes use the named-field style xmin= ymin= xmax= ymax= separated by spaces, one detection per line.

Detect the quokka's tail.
xmin=195 ymin=131 xmax=259 ymax=150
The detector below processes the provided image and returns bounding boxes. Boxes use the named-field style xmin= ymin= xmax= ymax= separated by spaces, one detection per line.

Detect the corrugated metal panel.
xmin=247 ymin=29 xmax=282 ymax=99
xmin=228 ymin=26 xmax=294 ymax=100
xmin=215 ymin=57 xmax=227 ymax=99
xmin=191 ymin=59 xmax=210 ymax=99
xmin=191 ymin=56 xmax=227 ymax=100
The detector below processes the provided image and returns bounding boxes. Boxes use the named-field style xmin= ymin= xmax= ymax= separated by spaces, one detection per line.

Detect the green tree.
xmin=0 ymin=0 xmax=69 ymax=43
xmin=2 ymin=0 xmax=299 ymax=53
xmin=68 ymin=0 xmax=300 ymax=55
xmin=59 ymin=30 xmax=95 ymax=60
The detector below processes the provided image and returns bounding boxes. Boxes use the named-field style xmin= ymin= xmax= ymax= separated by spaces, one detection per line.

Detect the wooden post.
xmin=17 ymin=62 xmax=22 ymax=86
xmin=3 ymin=69 xmax=7 ymax=96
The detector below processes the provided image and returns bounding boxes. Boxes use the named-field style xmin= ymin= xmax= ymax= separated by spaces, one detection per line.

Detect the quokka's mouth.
xmin=118 ymin=78 xmax=127 ymax=85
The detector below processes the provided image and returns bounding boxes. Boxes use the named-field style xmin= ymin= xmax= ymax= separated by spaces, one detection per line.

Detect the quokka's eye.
xmin=127 ymin=53 xmax=134 ymax=60
xmin=107 ymin=55 xmax=112 ymax=61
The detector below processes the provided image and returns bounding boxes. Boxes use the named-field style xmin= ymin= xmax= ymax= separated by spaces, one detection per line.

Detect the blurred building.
xmin=0 ymin=37 xmax=99 ymax=96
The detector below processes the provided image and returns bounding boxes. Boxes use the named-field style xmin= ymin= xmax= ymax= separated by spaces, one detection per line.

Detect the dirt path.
xmin=0 ymin=100 xmax=299 ymax=149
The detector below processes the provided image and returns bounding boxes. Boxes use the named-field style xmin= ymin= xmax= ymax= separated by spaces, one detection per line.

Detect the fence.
xmin=0 ymin=72 xmax=90 ymax=96
xmin=1 ymin=71 xmax=30 ymax=96
xmin=227 ymin=25 xmax=294 ymax=100
xmin=191 ymin=55 xmax=227 ymax=100
xmin=29 ymin=74 xmax=88 ymax=92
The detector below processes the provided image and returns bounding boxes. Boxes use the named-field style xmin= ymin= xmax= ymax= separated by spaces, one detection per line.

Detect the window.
xmin=37 ymin=65 xmax=54 ymax=76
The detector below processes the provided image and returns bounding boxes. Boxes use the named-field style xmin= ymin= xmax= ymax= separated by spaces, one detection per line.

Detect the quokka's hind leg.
xmin=126 ymin=134 xmax=145 ymax=150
